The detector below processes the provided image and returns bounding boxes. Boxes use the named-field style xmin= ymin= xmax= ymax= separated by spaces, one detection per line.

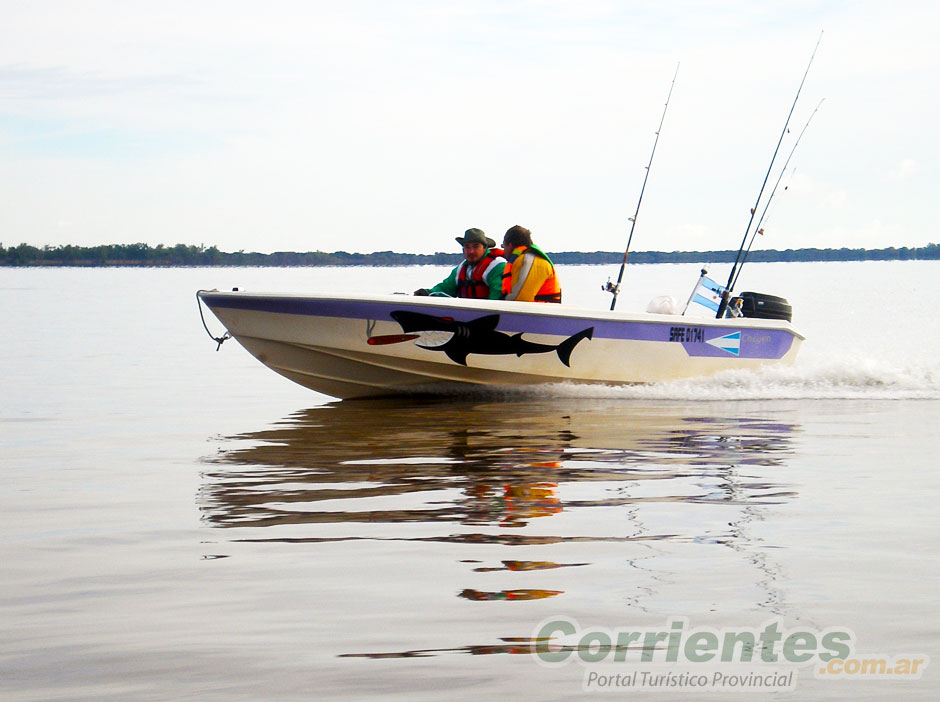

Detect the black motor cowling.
xmin=734 ymin=291 xmax=792 ymax=322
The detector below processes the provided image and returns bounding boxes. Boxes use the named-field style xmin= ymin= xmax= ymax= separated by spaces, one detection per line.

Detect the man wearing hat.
xmin=414 ymin=228 xmax=507 ymax=299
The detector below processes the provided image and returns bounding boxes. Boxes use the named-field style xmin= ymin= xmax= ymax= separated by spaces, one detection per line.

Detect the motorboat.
xmin=196 ymin=287 xmax=803 ymax=399
xmin=195 ymin=48 xmax=822 ymax=401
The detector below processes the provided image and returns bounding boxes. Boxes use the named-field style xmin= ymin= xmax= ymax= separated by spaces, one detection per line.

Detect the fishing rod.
xmin=716 ymin=31 xmax=823 ymax=318
xmin=731 ymin=97 xmax=825 ymax=291
xmin=605 ymin=63 xmax=679 ymax=311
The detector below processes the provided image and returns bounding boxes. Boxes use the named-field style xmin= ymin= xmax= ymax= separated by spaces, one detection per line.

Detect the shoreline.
xmin=3 ymin=243 xmax=938 ymax=267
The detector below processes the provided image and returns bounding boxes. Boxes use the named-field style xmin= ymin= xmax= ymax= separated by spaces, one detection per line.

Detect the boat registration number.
xmin=669 ymin=326 xmax=705 ymax=343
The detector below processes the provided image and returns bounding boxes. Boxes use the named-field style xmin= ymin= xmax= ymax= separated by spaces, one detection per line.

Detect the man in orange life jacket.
xmin=501 ymin=225 xmax=562 ymax=303
xmin=414 ymin=228 xmax=506 ymax=299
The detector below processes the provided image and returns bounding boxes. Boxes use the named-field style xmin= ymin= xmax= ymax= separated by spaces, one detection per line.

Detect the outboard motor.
xmin=733 ymin=291 xmax=792 ymax=322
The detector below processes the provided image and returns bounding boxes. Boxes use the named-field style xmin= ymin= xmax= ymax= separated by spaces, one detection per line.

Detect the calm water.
xmin=2 ymin=262 xmax=938 ymax=700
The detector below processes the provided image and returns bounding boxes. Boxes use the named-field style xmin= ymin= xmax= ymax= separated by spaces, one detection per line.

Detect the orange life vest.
xmin=456 ymin=248 xmax=505 ymax=299
xmin=501 ymin=245 xmax=562 ymax=303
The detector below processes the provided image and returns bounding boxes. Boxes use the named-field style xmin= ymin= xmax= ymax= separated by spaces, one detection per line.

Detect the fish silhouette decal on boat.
xmin=367 ymin=311 xmax=593 ymax=367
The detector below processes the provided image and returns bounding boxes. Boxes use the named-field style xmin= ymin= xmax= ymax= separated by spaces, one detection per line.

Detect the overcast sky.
xmin=1 ymin=1 xmax=937 ymax=254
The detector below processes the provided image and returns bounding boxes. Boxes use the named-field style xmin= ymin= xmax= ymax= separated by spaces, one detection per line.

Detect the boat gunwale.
xmin=197 ymin=290 xmax=805 ymax=340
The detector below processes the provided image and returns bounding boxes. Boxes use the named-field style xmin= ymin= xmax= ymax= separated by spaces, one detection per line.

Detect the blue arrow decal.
xmin=706 ymin=331 xmax=741 ymax=356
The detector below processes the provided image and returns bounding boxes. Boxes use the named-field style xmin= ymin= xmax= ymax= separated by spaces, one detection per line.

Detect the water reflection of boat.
xmin=200 ymin=398 xmax=798 ymax=532
xmin=197 ymin=291 xmax=803 ymax=399
xmin=201 ymin=398 xmax=800 ymax=658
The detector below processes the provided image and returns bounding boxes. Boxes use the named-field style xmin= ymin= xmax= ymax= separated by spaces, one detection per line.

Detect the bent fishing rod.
xmin=717 ymin=31 xmax=823 ymax=318
xmin=731 ymin=97 xmax=825 ymax=291
xmin=606 ymin=63 xmax=679 ymax=311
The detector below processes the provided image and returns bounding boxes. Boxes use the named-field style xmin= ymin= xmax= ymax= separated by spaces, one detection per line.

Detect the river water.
xmin=2 ymin=262 xmax=938 ymax=700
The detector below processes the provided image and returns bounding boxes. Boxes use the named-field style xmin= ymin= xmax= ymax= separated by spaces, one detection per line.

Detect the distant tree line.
xmin=1 ymin=241 xmax=938 ymax=267
xmin=0 ymin=243 xmax=462 ymax=267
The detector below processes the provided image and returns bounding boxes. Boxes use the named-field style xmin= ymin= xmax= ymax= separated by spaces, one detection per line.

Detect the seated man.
xmin=501 ymin=225 xmax=562 ymax=303
xmin=414 ymin=228 xmax=506 ymax=299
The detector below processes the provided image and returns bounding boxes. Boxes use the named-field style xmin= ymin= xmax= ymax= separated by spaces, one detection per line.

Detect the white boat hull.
xmin=198 ymin=291 xmax=804 ymax=399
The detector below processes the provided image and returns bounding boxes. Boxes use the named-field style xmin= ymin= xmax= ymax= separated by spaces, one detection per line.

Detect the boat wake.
xmin=547 ymin=356 xmax=940 ymax=401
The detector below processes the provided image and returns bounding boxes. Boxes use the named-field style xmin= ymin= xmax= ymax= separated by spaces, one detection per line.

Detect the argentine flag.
xmin=690 ymin=275 xmax=725 ymax=313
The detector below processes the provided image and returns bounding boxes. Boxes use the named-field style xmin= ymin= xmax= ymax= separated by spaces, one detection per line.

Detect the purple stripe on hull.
xmin=202 ymin=294 xmax=795 ymax=360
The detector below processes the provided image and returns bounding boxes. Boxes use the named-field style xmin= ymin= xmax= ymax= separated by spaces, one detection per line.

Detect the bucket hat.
xmin=455 ymin=228 xmax=495 ymax=248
